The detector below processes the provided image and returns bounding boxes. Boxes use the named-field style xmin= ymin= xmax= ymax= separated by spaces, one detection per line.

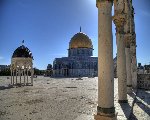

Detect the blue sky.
xmin=0 ymin=0 xmax=150 ymax=69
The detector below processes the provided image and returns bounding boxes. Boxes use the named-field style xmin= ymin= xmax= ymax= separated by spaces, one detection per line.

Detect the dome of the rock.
xmin=69 ymin=32 xmax=93 ymax=49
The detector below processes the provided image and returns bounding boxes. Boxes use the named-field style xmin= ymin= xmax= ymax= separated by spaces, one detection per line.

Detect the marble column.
xmin=130 ymin=39 xmax=137 ymax=88
xmin=125 ymin=34 xmax=132 ymax=93
xmin=27 ymin=69 xmax=29 ymax=84
xmin=24 ymin=69 xmax=26 ymax=85
xmin=95 ymin=0 xmax=116 ymax=120
xmin=13 ymin=70 xmax=14 ymax=85
xmin=130 ymin=5 xmax=137 ymax=88
xmin=125 ymin=48 xmax=132 ymax=93
xmin=11 ymin=69 xmax=12 ymax=84
xmin=116 ymin=32 xmax=128 ymax=102
xmin=31 ymin=69 xmax=34 ymax=86
xmin=113 ymin=0 xmax=128 ymax=103
xmin=124 ymin=0 xmax=132 ymax=93
xmin=19 ymin=69 xmax=21 ymax=84
xmin=16 ymin=70 xmax=18 ymax=85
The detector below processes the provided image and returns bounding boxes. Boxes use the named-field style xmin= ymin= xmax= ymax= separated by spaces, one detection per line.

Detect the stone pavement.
xmin=130 ymin=89 xmax=150 ymax=120
xmin=0 ymin=76 xmax=149 ymax=120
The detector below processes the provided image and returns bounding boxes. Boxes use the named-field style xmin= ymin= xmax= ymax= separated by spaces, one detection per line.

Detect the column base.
xmin=118 ymin=100 xmax=128 ymax=103
xmin=94 ymin=106 xmax=116 ymax=120
xmin=94 ymin=114 xmax=117 ymax=120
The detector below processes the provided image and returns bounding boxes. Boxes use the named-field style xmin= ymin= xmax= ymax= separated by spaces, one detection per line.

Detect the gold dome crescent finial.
xmin=22 ymin=40 xmax=24 ymax=43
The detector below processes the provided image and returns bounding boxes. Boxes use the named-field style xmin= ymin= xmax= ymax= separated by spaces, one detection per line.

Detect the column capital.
xmin=113 ymin=13 xmax=126 ymax=33
xmin=96 ymin=0 xmax=113 ymax=8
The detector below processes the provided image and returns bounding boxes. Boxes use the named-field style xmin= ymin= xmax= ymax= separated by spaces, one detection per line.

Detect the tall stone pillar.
xmin=113 ymin=0 xmax=127 ymax=103
xmin=19 ymin=69 xmax=21 ymax=84
xmin=130 ymin=5 xmax=137 ymax=88
xmin=131 ymin=44 xmax=137 ymax=88
xmin=124 ymin=0 xmax=132 ymax=93
xmin=95 ymin=0 xmax=116 ymax=120
xmin=125 ymin=35 xmax=132 ymax=93
xmin=27 ymin=69 xmax=29 ymax=84
xmin=11 ymin=69 xmax=12 ymax=84
xmin=16 ymin=70 xmax=18 ymax=84
xmin=24 ymin=69 xmax=26 ymax=85
xmin=31 ymin=68 xmax=34 ymax=86
xmin=13 ymin=70 xmax=14 ymax=85
xmin=116 ymin=32 xmax=127 ymax=102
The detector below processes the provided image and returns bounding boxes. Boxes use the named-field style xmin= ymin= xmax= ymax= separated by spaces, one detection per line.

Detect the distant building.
xmin=53 ymin=30 xmax=98 ymax=77
xmin=137 ymin=63 xmax=144 ymax=74
xmin=137 ymin=63 xmax=150 ymax=90
xmin=47 ymin=64 xmax=52 ymax=70
xmin=11 ymin=44 xmax=34 ymax=86
xmin=144 ymin=64 xmax=150 ymax=73
xmin=137 ymin=74 xmax=150 ymax=90
xmin=0 ymin=65 xmax=10 ymax=71
xmin=137 ymin=63 xmax=150 ymax=74
xmin=0 ymin=65 xmax=10 ymax=76
xmin=45 ymin=64 xmax=53 ymax=76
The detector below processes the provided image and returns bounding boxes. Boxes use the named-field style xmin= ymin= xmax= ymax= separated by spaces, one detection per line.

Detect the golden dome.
xmin=69 ymin=32 xmax=93 ymax=49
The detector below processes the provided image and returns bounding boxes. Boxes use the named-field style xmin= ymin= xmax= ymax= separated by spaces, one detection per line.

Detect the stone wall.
xmin=137 ymin=74 xmax=150 ymax=90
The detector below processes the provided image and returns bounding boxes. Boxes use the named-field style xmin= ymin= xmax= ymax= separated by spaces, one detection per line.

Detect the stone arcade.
xmin=95 ymin=0 xmax=137 ymax=120
xmin=10 ymin=44 xmax=34 ymax=86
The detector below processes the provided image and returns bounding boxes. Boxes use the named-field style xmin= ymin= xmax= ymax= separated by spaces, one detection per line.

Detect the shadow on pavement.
xmin=128 ymin=92 xmax=136 ymax=99
xmin=120 ymin=102 xmax=132 ymax=119
xmin=135 ymin=96 xmax=150 ymax=116
xmin=136 ymin=89 xmax=150 ymax=105
xmin=0 ymin=85 xmax=13 ymax=90
xmin=129 ymin=113 xmax=138 ymax=120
